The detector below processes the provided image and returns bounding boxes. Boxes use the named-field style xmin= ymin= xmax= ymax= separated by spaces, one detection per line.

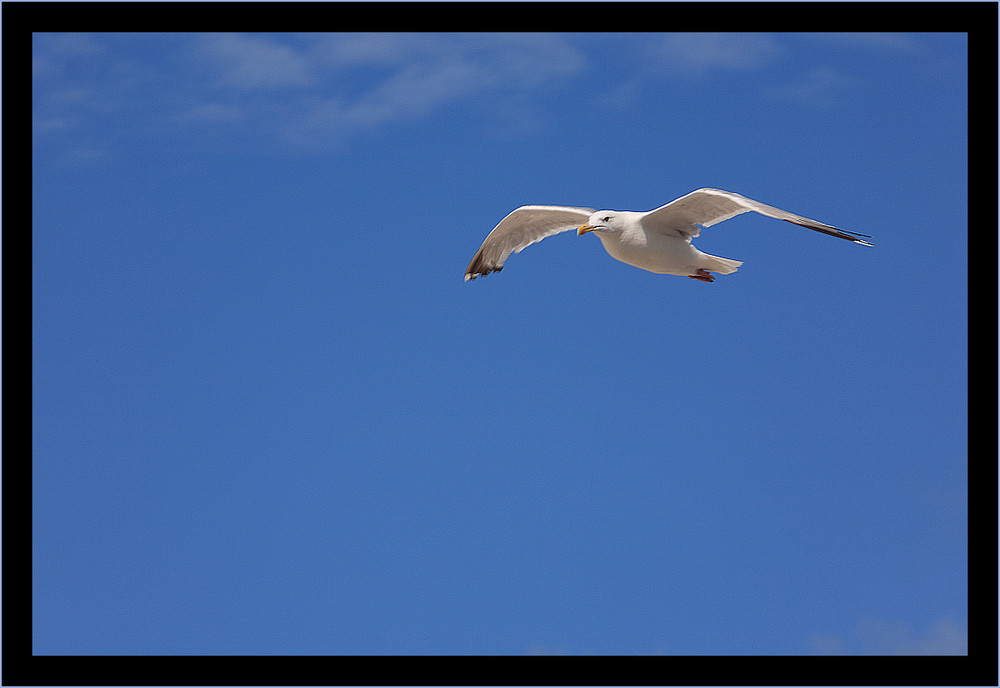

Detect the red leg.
xmin=688 ymin=268 xmax=715 ymax=283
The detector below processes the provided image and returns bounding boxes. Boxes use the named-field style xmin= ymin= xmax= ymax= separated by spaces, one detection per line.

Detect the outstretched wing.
xmin=640 ymin=188 xmax=873 ymax=246
xmin=465 ymin=205 xmax=595 ymax=280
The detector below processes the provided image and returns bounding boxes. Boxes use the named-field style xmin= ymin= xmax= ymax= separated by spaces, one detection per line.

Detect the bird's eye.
xmin=602 ymin=216 xmax=611 ymax=222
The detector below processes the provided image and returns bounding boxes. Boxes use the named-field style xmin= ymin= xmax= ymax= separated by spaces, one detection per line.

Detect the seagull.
xmin=464 ymin=188 xmax=872 ymax=282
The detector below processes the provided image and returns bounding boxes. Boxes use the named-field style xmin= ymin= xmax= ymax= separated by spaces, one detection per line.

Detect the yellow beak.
xmin=577 ymin=223 xmax=595 ymax=236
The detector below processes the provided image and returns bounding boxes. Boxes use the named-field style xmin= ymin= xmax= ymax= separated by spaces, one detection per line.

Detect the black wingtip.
xmin=840 ymin=229 xmax=874 ymax=239
xmin=784 ymin=219 xmax=873 ymax=245
xmin=464 ymin=265 xmax=502 ymax=281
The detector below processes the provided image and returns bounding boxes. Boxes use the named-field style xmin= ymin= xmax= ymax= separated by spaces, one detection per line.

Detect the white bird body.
xmin=464 ymin=188 xmax=872 ymax=283
xmin=589 ymin=211 xmax=741 ymax=278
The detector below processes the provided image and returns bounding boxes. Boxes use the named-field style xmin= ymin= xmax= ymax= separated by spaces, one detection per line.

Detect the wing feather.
xmin=640 ymin=188 xmax=873 ymax=245
xmin=465 ymin=205 xmax=594 ymax=280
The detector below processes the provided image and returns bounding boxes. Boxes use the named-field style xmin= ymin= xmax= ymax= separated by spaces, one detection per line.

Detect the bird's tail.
xmin=702 ymin=254 xmax=743 ymax=275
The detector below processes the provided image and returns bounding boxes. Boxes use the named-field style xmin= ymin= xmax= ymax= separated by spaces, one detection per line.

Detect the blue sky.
xmin=32 ymin=32 xmax=967 ymax=656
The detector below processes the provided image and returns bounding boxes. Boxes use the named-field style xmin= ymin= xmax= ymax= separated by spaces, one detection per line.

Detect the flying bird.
xmin=464 ymin=188 xmax=872 ymax=282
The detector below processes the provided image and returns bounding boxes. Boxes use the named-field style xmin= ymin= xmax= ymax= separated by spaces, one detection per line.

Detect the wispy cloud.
xmin=33 ymin=33 xmax=587 ymax=157
xmin=645 ymin=33 xmax=783 ymax=79
xmin=189 ymin=33 xmax=317 ymax=90
xmin=768 ymin=67 xmax=854 ymax=107
xmin=631 ymin=34 xmax=865 ymax=108
xmin=33 ymin=32 xmax=914 ymax=160
xmin=810 ymin=616 xmax=967 ymax=655
xmin=806 ymin=33 xmax=919 ymax=52
xmin=857 ymin=617 xmax=968 ymax=655
xmin=280 ymin=33 xmax=586 ymax=147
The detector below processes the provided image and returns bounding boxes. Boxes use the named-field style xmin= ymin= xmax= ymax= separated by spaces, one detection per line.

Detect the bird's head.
xmin=577 ymin=211 xmax=623 ymax=236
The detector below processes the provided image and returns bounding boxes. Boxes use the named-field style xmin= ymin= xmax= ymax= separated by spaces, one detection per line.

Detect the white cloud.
xmin=768 ymin=68 xmax=854 ymax=107
xmin=857 ymin=617 xmax=967 ymax=655
xmin=647 ymin=33 xmax=783 ymax=78
xmin=32 ymin=116 xmax=75 ymax=133
xmin=39 ymin=33 xmax=904 ymax=157
xmin=190 ymin=33 xmax=316 ymax=90
xmin=358 ymin=60 xmax=483 ymax=120
xmin=58 ymin=145 xmax=111 ymax=167
xmin=274 ymin=34 xmax=586 ymax=148
xmin=34 ymin=33 xmax=589 ymax=155
xmin=810 ymin=616 xmax=967 ymax=655
xmin=807 ymin=33 xmax=919 ymax=52
xmin=525 ymin=642 xmax=569 ymax=655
